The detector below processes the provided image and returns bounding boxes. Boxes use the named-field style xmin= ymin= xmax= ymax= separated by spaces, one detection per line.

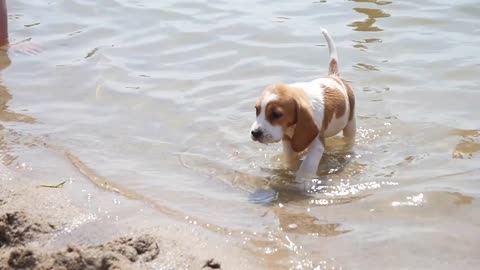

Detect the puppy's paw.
xmin=284 ymin=158 xmax=299 ymax=171
xmin=294 ymin=172 xmax=316 ymax=183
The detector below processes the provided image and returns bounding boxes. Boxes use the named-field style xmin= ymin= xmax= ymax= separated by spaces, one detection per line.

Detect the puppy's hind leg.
xmin=343 ymin=117 xmax=356 ymax=147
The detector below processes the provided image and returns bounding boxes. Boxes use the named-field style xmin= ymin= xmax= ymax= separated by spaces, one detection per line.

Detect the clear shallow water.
xmin=2 ymin=0 xmax=480 ymax=269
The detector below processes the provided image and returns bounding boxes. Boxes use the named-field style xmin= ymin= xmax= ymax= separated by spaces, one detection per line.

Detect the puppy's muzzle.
xmin=250 ymin=129 xmax=263 ymax=141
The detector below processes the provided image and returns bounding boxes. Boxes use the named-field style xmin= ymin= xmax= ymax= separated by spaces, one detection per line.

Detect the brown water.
xmin=2 ymin=0 xmax=480 ymax=269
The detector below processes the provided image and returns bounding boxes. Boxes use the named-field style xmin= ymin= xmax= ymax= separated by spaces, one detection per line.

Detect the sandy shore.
xmin=0 ymin=162 xmax=231 ymax=270
xmin=0 ymin=163 xmax=198 ymax=270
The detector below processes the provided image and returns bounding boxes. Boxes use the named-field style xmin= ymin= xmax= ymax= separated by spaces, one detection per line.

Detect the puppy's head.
xmin=250 ymin=84 xmax=319 ymax=152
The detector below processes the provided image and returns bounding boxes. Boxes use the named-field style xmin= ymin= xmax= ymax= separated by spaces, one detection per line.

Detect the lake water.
xmin=2 ymin=0 xmax=480 ymax=269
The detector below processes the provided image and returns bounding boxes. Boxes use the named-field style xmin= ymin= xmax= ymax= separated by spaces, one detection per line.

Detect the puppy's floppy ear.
xmin=291 ymin=100 xmax=319 ymax=152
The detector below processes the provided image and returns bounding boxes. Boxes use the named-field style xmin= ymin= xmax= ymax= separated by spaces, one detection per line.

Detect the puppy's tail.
xmin=321 ymin=28 xmax=339 ymax=76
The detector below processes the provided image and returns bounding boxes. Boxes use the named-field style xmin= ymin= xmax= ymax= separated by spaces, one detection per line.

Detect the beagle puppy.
xmin=250 ymin=29 xmax=355 ymax=180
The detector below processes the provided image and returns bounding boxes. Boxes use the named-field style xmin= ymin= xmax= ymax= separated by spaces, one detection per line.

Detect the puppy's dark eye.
xmin=255 ymin=106 xmax=260 ymax=116
xmin=271 ymin=111 xmax=283 ymax=120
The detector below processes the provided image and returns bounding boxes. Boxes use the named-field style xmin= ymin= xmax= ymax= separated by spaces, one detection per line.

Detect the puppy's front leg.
xmin=295 ymin=137 xmax=324 ymax=181
xmin=282 ymin=138 xmax=298 ymax=170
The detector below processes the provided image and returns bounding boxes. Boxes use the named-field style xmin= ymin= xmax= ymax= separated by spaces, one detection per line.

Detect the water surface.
xmin=2 ymin=0 xmax=480 ymax=269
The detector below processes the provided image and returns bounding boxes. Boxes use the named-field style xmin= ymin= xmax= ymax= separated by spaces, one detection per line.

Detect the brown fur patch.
xmin=265 ymin=99 xmax=296 ymax=130
xmin=331 ymin=76 xmax=355 ymax=121
xmin=343 ymin=80 xmax=355 ymax=121
xmin=326 ymin=76 xmax=355 ymax=122
xmin=291 ymin=99 xmax=319 ymax=152
xmin=322 ymin=86 xmax=346 ymax=131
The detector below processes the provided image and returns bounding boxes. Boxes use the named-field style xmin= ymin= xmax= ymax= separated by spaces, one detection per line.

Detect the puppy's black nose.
xmin=251 ymin=129 xmax=263 ymax=139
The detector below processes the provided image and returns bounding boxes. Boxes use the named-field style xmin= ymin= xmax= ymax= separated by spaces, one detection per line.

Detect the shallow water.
xmin=2 ymin=0 xmax=480 ymax=269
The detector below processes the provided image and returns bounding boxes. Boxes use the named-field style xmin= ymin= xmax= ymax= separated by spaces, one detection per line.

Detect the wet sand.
xmin=0 ymin=164 xmax=183 ymax=270
xmin=0 ymin=162 xmax=241 ymax=270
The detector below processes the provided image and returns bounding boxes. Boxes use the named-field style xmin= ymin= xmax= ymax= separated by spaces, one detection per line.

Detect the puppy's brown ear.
xmin=291 ymin=100 xmax=319 ymax=152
